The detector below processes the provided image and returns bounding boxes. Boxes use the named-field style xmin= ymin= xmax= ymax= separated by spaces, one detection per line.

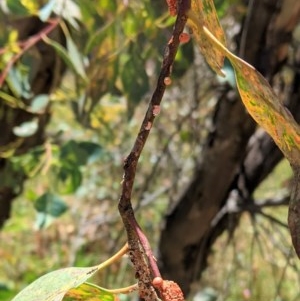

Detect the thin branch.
xmin=118 ymin=0 xmax=190 ymax=299
xmin=256 ymin=210 xmax=288 ymax=229
xmin=98 ymin=243 xmax=129 ymax=270
xmin=0 ymin=18 xmax=60 ymax=88
xmin=211 ymin=193 xmax=290 ymax=228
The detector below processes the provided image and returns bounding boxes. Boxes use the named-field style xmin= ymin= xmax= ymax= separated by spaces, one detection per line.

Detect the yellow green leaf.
xmin=63 ymin=282 xmax=116 ymax=301
xmin=20 ymin=0 xmax=38 ymax=14
xmin=203 ymin=26 xmax=300 ymax=166
xmin=187 ymin=0 xmax=226 ymax=76
xmin=12 ymin=266 xmax=100 ymax=301
xmin=12 ymin=244 xmax=128 ymax=301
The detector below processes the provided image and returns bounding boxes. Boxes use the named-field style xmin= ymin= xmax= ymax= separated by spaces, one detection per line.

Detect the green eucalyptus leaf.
xmin=60 ymin=140 xmax=89 ymax=166
xmin=60 ymin=140 xmax=103 ymax=166
xmin=77 ymin=141 xmax=103 ymax=164
xmin=34 ymin=192 xmax=68 ymax=217
xmin=53 ymin=164 xmax=82 ymax=194
xmin=6 ymin=68 xmax=23 ymax=98
xmin=66 ymin=35 xmax=87 ymax=80
xmin=42 ymin=35 xmax=86 ymax=81
xmin=12 ymin=266 xmax=100 ymax=301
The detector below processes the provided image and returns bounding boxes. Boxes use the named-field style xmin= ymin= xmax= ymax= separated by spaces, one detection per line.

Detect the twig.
xmin=104 ymin=283 xmax=138 ymax=294
xmin=98 ymin=243 xmax=129 ymax=270
xmin=118 ymin=0 xmax=190 ymax=299
xmin=256 ymin=210 xmax=288 ymax=229
xmin=0 ymin=18 xmax=60 ymax=88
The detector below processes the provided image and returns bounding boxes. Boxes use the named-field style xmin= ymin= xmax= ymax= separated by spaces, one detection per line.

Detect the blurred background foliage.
xmin=0 ymin=0 xmax=300 ymax=301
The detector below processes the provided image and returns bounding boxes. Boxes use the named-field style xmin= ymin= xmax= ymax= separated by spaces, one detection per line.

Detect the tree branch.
xmin=118 ymin=1 xmax=190 ymax=300
xmin=0 ymin=18 xmax=60 ymax=88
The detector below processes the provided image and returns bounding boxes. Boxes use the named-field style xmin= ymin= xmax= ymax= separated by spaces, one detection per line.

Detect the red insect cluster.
xmin=152 ymin=277 xmax=185 ymax=301
xmin=166 ymin=0 xmax=178 ymax=16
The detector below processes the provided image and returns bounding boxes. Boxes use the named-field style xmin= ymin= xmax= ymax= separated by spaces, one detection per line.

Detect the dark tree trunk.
xmin=158 ymin=0 xmax=300 ymax=295
xmin=0 ymin=17 xmax=65 ymax=228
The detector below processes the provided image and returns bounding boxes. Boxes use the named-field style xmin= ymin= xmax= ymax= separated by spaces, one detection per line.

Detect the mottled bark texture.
xmin=159 ymin=0 xmax=300 ymax=295
xmin=0 ymin=17 xmax=65 ymax=228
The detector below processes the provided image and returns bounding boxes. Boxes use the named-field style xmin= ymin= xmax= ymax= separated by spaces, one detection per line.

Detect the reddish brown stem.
xmin=118 ymin=0 xmax=190 ymax=299
xmin=0 ymin=18 xmax=60 ymax=88
xmin=128 ymin=214 xmax=161 ymax=278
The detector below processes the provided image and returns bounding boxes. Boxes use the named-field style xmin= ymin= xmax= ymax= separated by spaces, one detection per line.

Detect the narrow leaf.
xmin=12 ymin=266 xmax=100 ymax=301
xmin=203 ymin=26 xmax=300 ymax=166
xmin=42 ymin=35 xmax=87 ymax=81
xmin=187 ymin=0 xmax=226 ymax=76
xmin=66 ymin=36 xmax=87 ymax=80
xmin=0 ymin=90 xmax=25 ymax=109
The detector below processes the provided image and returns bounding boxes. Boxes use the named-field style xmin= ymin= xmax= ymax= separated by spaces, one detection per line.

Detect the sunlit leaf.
xmin=203 ymin=26 xmax=300 ymax=166
xmin=63 ymin=282 xmax=116 ymax=301
xmin=7 ymin=30 xmax=21 ymax=52
xmin=12 ymin=245 xmax=128 ymax=301
xmin=20 ymin=0 xmax=38 ymax=14
xmin=11 ymin=266 xmax=100 ymax=301
xmin=53 ymin=0 xmax=81 ymax=29
xmin=29 ymin=94 xmax=50 ymax=113
xmin=187 ymin=0 xmax=226 ymax=76
xmin=123 ymin=8 xmax=140 ymax=39
xmin=13 ymin=119 xmax=38 ymax=137
xmin=98 ymin=0 xmax=117 ymax=12
xmin=38 ymin=0 xmax=56 ymax=21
